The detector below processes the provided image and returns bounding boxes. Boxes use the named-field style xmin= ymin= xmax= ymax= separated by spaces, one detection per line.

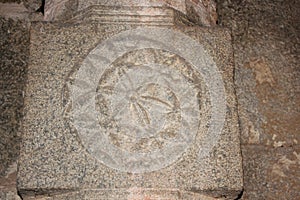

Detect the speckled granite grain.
xmin=18 ymin=8 xmax=242 ymax=199
xmin=217 ymin=0 xmax=300 ymax=198
xmin=0 ymin=16 xmax=29 ymax=200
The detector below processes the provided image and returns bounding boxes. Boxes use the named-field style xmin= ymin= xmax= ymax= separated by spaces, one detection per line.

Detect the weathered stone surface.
xmin=44 ymin=0 xmax=217 ymax=26
xmin=0 ymin=16 xmax=29 ymax=176
xmin=0 ymin=2 xmax=29 ymax=20
xmin=21 ymin=189 xmax=220 ymax=200
xmin=18 ymin=7 xmax=242 ymax=199
xmin=186 ymin=0 xmax=217 ymax=26
xmin=0 ymin=0 xmax=21 ymax=2
xmin=77 ymin=0 xmax=186 ymax=13
xmin=0 ymin=162 xmax=21 ymax=200
xmin=0 ymin=1 xmax=43 ymax=21
xmin=66 ymin=5 xmax=192 ymax=26
xmin=217 ymin=0 xmax=300 ymax=147
xmin=242 ymin=145 xmax=300 ymax=199
xmin=217 ymin=0 xmax=300 ymax=198
xmin=0 ymin=190 xmax=21 ymax=200
xmin=0 ymin=0 xmax=41 ymax=13
xmin=22 ymin=0 xmax=41 ymax=12
xmin=0 ymin=0 xmax=40 ymax=11
xmin=3 ymin=0 xmax=297 ymax=199
xmin=44 ymin=0 xmax=186 ymax=21
xmin=0 ymin=16 xmax=29 ymax=200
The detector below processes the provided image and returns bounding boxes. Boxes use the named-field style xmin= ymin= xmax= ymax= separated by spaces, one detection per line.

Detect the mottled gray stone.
xmin=186 ymin=0 xmax=217 ymax=26
xmin=0 ymin=16 xmax=29 ymax=200
xmin=21 ymin=189 xmax=221 ymax=200
xmin=0 ymin=16 xmax=29 ymax=176
xmin=242 ymin=145 xmax=300 ymax=199
xmin=76 ymin=0 xmax=186 ymax=13
xmin=0 ymin=2 xmax=29 ymax=20
xmin=66 ymin=5 xmax=192 ymax=26
xmin=44 ymin=0 xmax=217 ymax=26
xmin=217 ymin=0 xmax=300 ymax=199
xmin=18 ymin=6 xmax=242 ymax=199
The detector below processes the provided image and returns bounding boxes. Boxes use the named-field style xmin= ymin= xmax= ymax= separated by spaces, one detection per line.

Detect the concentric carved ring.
xmin=96 ymin=49 xmax=199 ymax=154
xmin=70 ymin=28 xmax=226 ymax=173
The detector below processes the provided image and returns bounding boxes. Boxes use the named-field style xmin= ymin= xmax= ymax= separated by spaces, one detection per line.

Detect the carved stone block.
xmin=18 ymin=6 xmax=242 ymax=199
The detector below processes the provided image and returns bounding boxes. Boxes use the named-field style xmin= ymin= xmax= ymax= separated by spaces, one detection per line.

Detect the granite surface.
xmin=0 ymin=16 xmax=29 ymax=178
xmin=43 ymin=0 xmax=217 ymax=26
xmin=21 ymin=189 xmax=221 ymax=200
xmin=17 ymin=7 xmax=242 ymax=199
xmin=66 ymin=5 xmax=193 ymax=26
xmin=0 ymin=2 xmax=29 ymax=20
xmin=217 ymin=0 xmax=300 ymax=199
xmin=2 ymin=0 xmax=298 ymax=199
xmin=0 ymin=16 xmax=29 ymax=200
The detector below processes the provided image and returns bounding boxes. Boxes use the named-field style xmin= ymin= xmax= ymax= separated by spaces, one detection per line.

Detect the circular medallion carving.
xmin=96 ymin=49 xmax=200 ymax=154
xmin=69 ymin=28 xmax=226 ymax=173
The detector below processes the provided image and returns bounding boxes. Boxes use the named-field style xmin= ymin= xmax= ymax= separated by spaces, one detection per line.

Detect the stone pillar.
xmin=18 ymin=1 xmax=243 ymax=199
xmin=44 ymin=0 xmax=217 ymax=26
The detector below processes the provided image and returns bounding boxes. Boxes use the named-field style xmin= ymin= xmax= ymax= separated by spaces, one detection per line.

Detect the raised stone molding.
xmin=66 ymin=5 xmax=192 ymax=26
xmin=44 ymin=0 xmax=217 ymax=26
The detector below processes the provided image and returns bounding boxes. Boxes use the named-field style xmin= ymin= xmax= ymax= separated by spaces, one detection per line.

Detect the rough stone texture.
xmin=185 ymin=0 xmax=217 ymax=27
xmin=22 ymin=0 xmax=42 ymax=12
xmin=21 ymin=189 xmax=221 ymax=200
xmin=66 ymin=5 xmax=193 ymax=26
xmin=76 ymin=0 xmax=186 ymax=12
xmin=17 ymin=7 xmax=242 ymax=199
xmin=0 ymin=162 xmax=21 ymax=200
xmin=44 ymin=0 xmax=217 ymax=26
xmin=217 ymin=0 xmax=300 ymax=199
xmin=0 ymin=1 xmax=43 ymax=22
xmin=0 ymin=0 xmax=41 ymax=11
xmin=44 ymin=0 xmax=186 ymax=21
xmin=242 ymin=146 xmax=300 ymax=199
xmin=0 ymin=0 xmax=21 ymax=2
xmin=1 ymin=0 xmax=299 ymax=199
xmin=0 ymin=3 xmax=29 ymax=20
xmin=0 ymin=16 xmax=29 ymax=200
